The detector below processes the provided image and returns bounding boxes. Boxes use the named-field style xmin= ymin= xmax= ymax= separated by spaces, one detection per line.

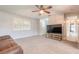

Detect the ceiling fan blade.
xmin=32 ymin=10 xmax=40 ymax=12
xmin=46 ymin=6 xmax=52 ymax=9
xmin=44 ymin=10 xmax=50 ymax=14
xmin=35 ymin=5 xmax=40 ymax=9
xmin=40 ymin=5 xmax=43 ymax=9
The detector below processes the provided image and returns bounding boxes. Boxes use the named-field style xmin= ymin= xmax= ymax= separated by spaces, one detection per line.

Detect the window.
xmin=40 ymin=18 xmax=48 ymax=35
xmin=13 ymin=18 xmax=31 ymax=31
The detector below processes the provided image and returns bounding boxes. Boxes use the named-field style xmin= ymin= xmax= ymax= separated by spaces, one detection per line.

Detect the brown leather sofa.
xmin=0 ymin=35 xmax=23 ymax=54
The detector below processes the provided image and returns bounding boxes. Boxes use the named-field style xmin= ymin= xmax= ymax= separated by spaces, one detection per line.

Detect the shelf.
xmin=46 ymin=33 xmax=62 ymax=40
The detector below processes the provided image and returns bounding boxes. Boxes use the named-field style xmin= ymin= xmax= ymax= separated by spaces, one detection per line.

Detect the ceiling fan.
xmin=32 ymin=5 xmax=52 ymax=15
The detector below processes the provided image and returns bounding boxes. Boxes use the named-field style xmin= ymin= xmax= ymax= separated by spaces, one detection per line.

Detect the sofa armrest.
xmin=0 ymin=35 xmax=23 ymax=54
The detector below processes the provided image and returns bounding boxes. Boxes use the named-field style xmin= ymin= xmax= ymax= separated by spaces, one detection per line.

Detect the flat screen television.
xmin=47 ymin=24 xmax=62 ymax=34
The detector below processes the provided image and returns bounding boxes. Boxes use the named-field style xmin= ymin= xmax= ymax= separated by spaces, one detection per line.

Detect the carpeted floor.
xmin=15 ymin=36 xmax=79 ymax=54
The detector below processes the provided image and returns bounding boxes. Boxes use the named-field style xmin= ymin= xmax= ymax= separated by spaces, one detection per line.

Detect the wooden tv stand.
xmin=46 ymin=33 xmax=62 ymax=40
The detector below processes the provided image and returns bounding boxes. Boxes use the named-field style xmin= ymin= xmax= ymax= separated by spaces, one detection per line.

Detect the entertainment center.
xmin=46 ymin=24 xmax=62 ymax=40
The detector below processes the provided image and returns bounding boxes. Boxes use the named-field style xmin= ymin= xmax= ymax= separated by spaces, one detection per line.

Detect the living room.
xmin=1 ymin=5 xmax=79 ymax=54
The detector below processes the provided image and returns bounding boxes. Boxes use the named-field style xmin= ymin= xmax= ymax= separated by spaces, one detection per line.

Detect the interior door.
xmin=66 ymin=19 xmax=78 ymax=42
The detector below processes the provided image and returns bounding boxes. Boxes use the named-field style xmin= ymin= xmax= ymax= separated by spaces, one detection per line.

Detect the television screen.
xmin=47 ymin=24 xmax=62 ymax=34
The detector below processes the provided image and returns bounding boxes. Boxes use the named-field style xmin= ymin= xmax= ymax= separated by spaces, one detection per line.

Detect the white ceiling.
xmin=0 ymin=5 xmax=79 ymax=19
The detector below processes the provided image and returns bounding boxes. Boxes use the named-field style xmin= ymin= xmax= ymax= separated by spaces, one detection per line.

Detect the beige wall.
xmin=48 ymin=13 xmax=64 ymax=25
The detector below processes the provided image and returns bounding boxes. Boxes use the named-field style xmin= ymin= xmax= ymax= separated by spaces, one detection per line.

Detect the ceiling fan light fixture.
xmin=40 ymin=10 xmax=45 ymax=14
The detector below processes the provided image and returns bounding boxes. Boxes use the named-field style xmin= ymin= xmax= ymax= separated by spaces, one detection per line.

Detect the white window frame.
xmin=13 ymin=18 xmax=31 ymax=31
